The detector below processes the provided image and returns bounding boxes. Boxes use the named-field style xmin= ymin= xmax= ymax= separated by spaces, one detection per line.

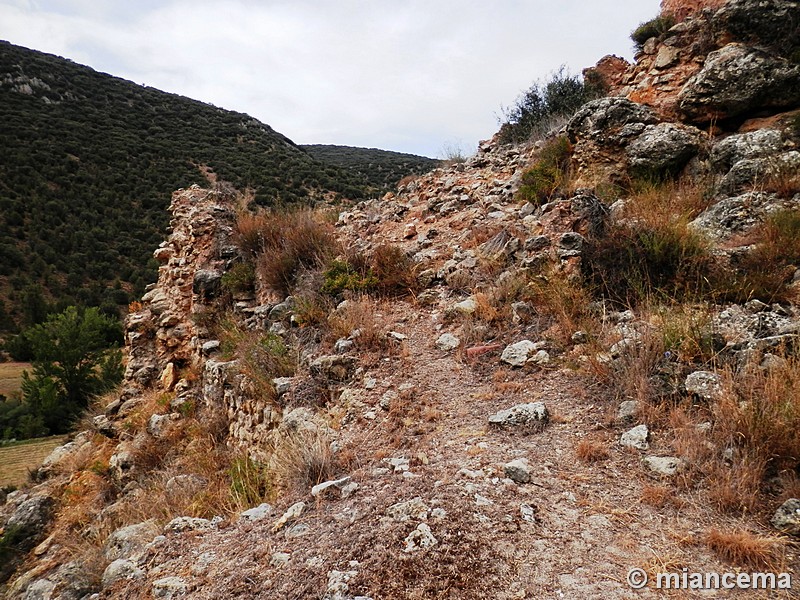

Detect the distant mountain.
xmin=301 ymin=145 xmax=440 ymax=191
xmin=0 ymin=41 xmax=382 ymax=329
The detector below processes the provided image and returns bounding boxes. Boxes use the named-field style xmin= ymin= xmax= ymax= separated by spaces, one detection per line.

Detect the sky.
xmin=0 ymin=0 xmax=661 ymax=158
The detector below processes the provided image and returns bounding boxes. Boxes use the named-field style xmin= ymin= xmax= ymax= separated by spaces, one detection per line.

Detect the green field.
xmin=0 ymin=435 xmax=67 ymax=488
xmin=0 ymin=362 xmax=30 ymax=398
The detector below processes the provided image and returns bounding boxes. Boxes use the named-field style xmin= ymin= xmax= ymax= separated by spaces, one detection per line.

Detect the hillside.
xmin=301 ymin=145 xmax=440 ymax=191
xmin=0 ymin=41 xmax=374 ymax=328
xmin=2 ymin=0 xmax=800 ymax=598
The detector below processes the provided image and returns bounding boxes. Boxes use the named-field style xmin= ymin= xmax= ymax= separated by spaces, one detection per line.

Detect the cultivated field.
xmin=0 ymin=436 xmax=66 ymax=488
xmin=0 ymin=362 xmax=30 ymax=397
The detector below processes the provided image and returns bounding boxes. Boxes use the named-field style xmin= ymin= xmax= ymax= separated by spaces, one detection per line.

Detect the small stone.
xmin=453 ymin=297 xmax=477 ymax=315
xmin=643 ymin=456 xmax=683 ymax=476
xmin=152 ymin=576 xmax=188 ymax=598
xmin=102 ymin=559 xmax=144 ymax=589
xmin=520 ymin=503 xmax=537 ymax=523
xmin=617 ymin=400 xmax=638 ymax=422
xmin=685 ymin=371 xmax=723 ymax=400
xmin=387 ymin=497 xmax=429 ymax=522
xmin=271 ymin=501 xmax=306 ymax=533
xmin=312 ymin=476 xmax=353 ymax=498
xmin=488 ymin=402 xmax=549 ymax=430
xmin=270 ymin=552 xmax=291 ymax=567
xmin=504 ymin=458 xmax=532 ymax=484
xmin=273 ymin=377 xmax=293 ymax=396
xmin=500 ymin=340 xmax=536 ymax=367
xmin=571 ymin=330 xmax=589 ymax=344
xmin=528 ymin=349 xmax=550 ymax=365
xmin=240 ymin=503 xmax=273 ymax=522
xmin=403 ymin=523 xmax=438 ymax=553
xmin=620 ymin=424 xmax=649 ymax=450
xmin=771 ymin=498 xmax=800 ymax=536
xmin=201 ymin=340 xmax=220 ymax=355
xmin=164 ymin=516 xmax=214 ymax=533
xmin=436 ymin=333 xmax=461 ymax=352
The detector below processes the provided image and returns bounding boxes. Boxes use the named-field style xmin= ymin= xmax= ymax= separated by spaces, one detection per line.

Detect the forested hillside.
xmin=0 ymin=41 xmax=374 ymax=329
xmin=302 ymin=144 xmax=439 ymax=190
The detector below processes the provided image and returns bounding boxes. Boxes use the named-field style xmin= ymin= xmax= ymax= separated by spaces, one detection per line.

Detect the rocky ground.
xmin=3 ymin=0 xmax=800 ymax=598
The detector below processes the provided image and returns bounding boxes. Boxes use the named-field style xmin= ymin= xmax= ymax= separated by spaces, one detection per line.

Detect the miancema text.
xmin=657 ymin=569 xmax=792 ymax=590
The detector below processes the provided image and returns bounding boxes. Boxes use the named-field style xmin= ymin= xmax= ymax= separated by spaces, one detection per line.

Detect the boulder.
xmin=500 ymin=340 xmax=537 ymax=367
xmin=193 ymin=269 xmax=223 ymax=298
xmin=626 ymin=122 xmax=704 ymax=178
xmin=310 ymin=355 xmax=356 ymax=382
xmin=710 ymin=129 xmax=785 ymax=172
xmin=567 ymin=97 xmax=658 ymax=145
xmin=102 ymin=559 xmax=144 ymax=590
xmin=685 ymin=371 xmax=723 ymax=400
xmin=678 ymin=43 xmax=800 ymax=122
xmin=104 ymin=519 xmax=160 ymax=562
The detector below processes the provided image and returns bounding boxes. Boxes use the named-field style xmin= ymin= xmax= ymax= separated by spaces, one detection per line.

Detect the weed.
xmin=269 ymin=427 xmax=335 ymax=491
xmin=719 ymin=208 xmax=800 ymax=303
xmin=229 ymin=455 xmax=272 ymax=508
xmin=235 ymin=209 xmax=336 ymax=295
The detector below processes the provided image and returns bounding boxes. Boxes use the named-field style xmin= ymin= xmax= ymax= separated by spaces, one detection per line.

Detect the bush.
xmin=322 ymin=245 xmax=418 ymax=298
xmin=235 ymin=209 xmax=336 ymax=295
xmin=584 ymin=219 xmax=713 ymax=306
xmin=221 ymin=261 xmax=256 ymax=294
xmin=515 ymin=136 xmax=572 ymax=205
xmin=631 ymin=14 xmax=676 ymax=53
xmin=498 ymin=67 xmax=605 ymax=145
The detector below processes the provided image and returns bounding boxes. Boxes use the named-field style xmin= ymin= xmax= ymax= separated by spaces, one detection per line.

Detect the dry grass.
xmin=575 ymin=438 xmax=610 ymax=463
xmin=640 ymin=484 xmax=676 ymax=508
xmin=704 ymin=528 xmax=786 ymax=571
xmin=268 ymin=427 xmax=336 ymax=492
xmin=327 ymin=295 xmax=386 ymax=352
xmin=526 ymin=270 xmax=598 ymax=343
xmin=234 ymin=208 xmax=337 ymax=295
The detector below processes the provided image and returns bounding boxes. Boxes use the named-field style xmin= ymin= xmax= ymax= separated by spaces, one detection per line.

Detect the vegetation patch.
xmin=498 ymin=67 xmax=605 ymax=145
xmin=515 ymin=136 xmax=573 ymax=205
xmin=631 ymin=14 xmax=676 ymax=53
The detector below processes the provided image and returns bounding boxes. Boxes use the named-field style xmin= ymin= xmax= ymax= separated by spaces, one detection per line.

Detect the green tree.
xmin=21 ymin=306 xmax=123 ymax=434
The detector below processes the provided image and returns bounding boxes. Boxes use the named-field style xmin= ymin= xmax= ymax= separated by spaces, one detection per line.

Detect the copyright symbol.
xmin=627 ymin=568 xmax=648 ymax=589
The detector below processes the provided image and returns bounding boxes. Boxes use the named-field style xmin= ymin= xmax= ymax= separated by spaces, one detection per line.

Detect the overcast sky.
xmin=0 ymin=0 xmax=660 ymax=158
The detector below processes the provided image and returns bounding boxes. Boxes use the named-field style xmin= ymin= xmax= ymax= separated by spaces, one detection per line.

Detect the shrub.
xmin=704 ymin=528 xmax=785 ymax=571
xmin=631 ymin=14 xmax=676 ymax=53
xmin=498 ymin=67 xmax=605 ymax=145
xmin=515 ymin=136 xmax=572 ymax=205
xmin=234 ymin=209 xmax=336 ymax=295
xmin=322 ymin=259 xmax=378 ymax=296
xmin=583 ymin=178 xmax=721 ymax=305
xmin=228 ymin=455 xmax=272 ymax=508
xmin=221 ymin=261 xmax=255 ymax=294
xmin=322 ymin=245 xmax=418 ymax=298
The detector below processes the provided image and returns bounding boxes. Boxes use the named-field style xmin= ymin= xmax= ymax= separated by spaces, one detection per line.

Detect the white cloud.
xmin=0 ymin=0 xmax=661 ymax=157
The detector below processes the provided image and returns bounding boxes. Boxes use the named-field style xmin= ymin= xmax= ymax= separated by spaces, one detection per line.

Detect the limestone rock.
xmin=626 ymin=122 xmax=703 ymax=177
xmin=164 ymin=516 xmax=214 ymax=533
xmin=152 ymin=576 xmax=189 ymax=598
xmin=310 ymin=355 xmax=356 ymax=382
xmin=678 ymin=43 xmax=800 ymax=122
xmin=771 ymin=498 xmax=800 ymax=535
xmin=710 ymin=129 xmax=784 ymax=172
xmin=504 ymin=458 xmax=532 ymax=484
xmin=435 ymin=333 xmax=461 ymax=352
xmin=240 ymin=503 xmax=273 ymax=522
xmin=643 ymin=456 xmax=684 ymax=476
xmin=488 ymin=402 xmax=549 ymax=431
xmin=102 ymin=559 xmax=144 ymax=590
xmin=403 ymin=523 xmax=438 ymax=553
xmin=500 ymin=340 xmax=536 ymax=367
xmin=620 ymin=424 xmax=649 ymax=450
xmin=685 ymin=371 xmax=723 ymax=400
xmin=387 ymin=497 xmax=429 ymax=522
xmin=104 ymin=519 xmax=160 ymax=562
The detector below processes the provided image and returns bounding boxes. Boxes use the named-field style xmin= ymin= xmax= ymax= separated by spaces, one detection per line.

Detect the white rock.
xmin=240 ymin=503 xmax=273 ymax=522
xmin=435 ymin=333 xmax=461 ymax=352
xmin=620 ymin=424 xmax=649 ymax=450
xmin=403 ymin=523 xmax=438 ymax=553
xmin=643 ymin=456 xmax=683 ymax=476
xmin=500 ymin=340 xmax=536 ymax=367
